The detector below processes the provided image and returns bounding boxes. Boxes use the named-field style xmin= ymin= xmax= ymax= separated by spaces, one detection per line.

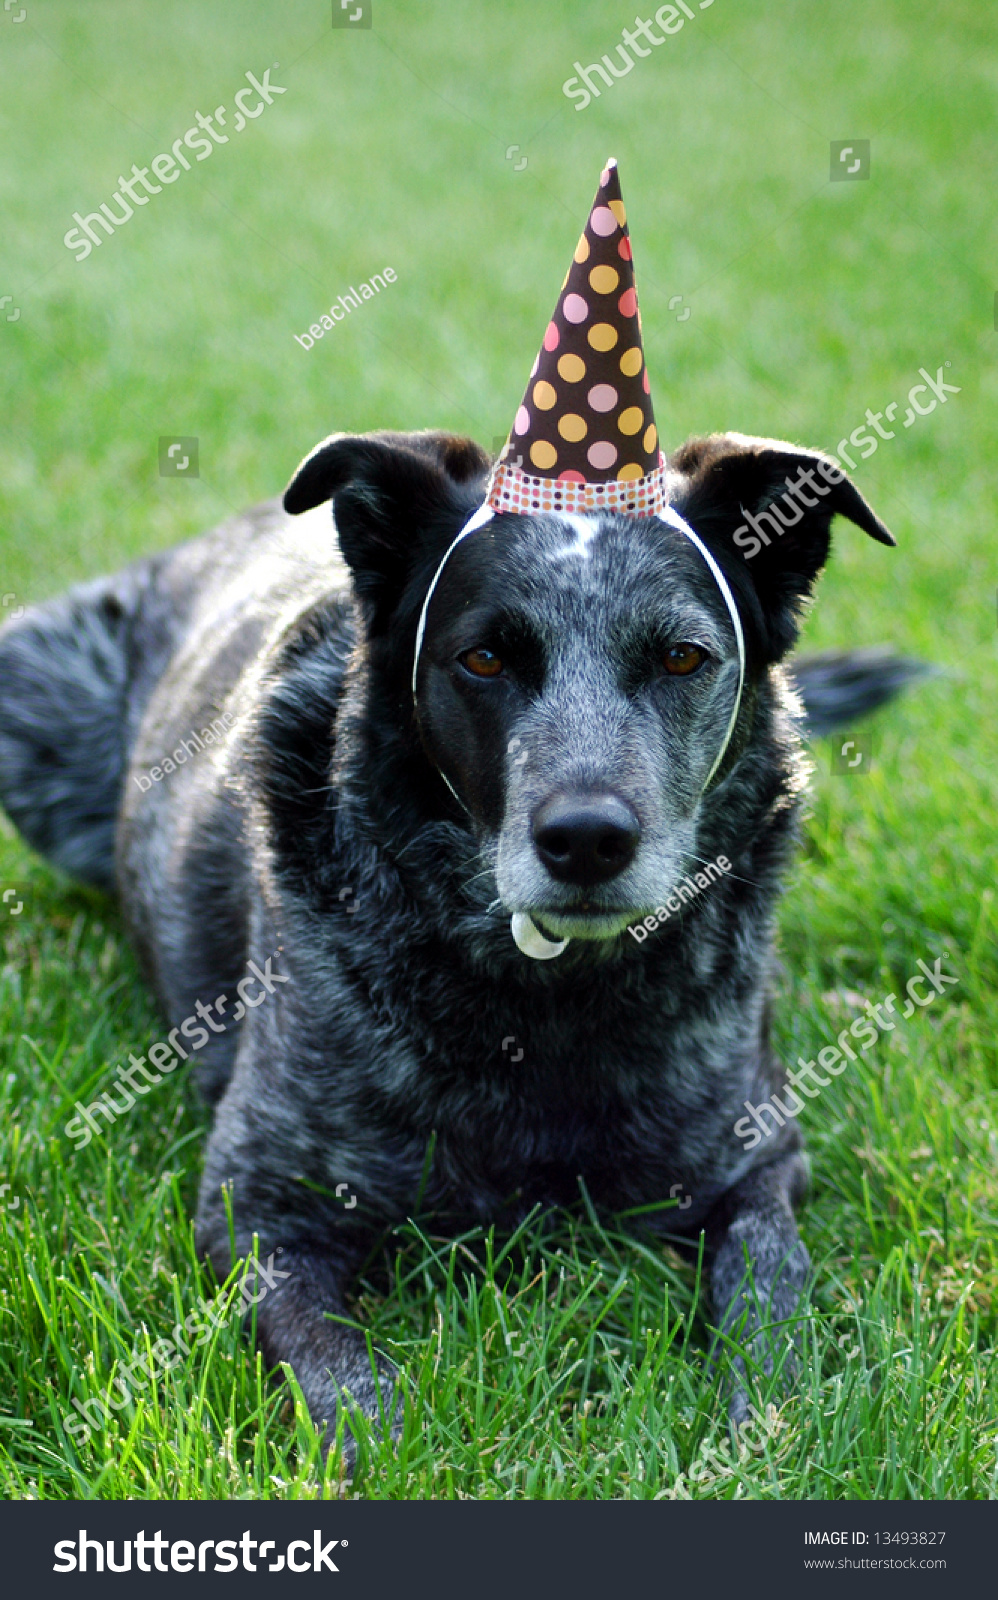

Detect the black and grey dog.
xmin=0 ymin=427 xmax=911 ymax=1443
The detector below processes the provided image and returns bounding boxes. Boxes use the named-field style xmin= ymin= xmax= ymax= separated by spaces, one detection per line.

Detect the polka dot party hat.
xmin=491 ymin=158 xmax=666 ymax=517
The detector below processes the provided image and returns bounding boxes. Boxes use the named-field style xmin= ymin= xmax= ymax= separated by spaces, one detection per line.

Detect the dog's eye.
xmin=460 ymin=647 xmax=504 ymax=679
xmin=663 ymin=643 xmax=706 ymax=676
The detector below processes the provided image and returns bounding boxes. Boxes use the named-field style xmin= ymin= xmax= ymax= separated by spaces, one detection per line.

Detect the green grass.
xmin=1 ymin=0 xmax=996 ymax=1499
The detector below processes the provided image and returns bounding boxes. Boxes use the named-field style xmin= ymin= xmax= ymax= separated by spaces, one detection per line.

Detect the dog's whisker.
xmin=456 ymin=869 xmax=500 ymax=904
xmin=687 ymin=849 xmax=760 ymax=890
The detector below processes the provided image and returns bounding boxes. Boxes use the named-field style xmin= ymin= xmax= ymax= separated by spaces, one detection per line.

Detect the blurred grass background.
xmin=0 ymin=0 xmax=996 ymax=1499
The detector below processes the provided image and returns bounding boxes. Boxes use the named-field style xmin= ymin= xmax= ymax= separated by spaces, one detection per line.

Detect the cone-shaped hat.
xmin=491 ymin=158 xmax=666 ymax=517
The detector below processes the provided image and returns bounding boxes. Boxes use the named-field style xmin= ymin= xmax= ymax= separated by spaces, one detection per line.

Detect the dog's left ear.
xmin=669 ymin=432 xmax=896 ymax=659
xmin=283 ymin=429 xmax=490 ymax=629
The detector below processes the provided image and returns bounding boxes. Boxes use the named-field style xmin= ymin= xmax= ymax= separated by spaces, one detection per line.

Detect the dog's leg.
xmin=706 ymin=1151 xmax=811 ymax=1422
xmin=252 ymin=1245 xmax=401 ymax=1459
xmin=201 ymin=1230 xmax=402 ymax=1463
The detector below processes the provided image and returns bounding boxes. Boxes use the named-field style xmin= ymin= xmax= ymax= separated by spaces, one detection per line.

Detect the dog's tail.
xmin=792 ymin=646 xmax=937 ymax=738
xmin=0 ymin=569 xmax=152 ymax=891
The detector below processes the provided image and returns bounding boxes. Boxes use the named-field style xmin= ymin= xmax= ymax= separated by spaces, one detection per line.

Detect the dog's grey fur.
xmin=0 ymin=428 xmax=904 ymax=1445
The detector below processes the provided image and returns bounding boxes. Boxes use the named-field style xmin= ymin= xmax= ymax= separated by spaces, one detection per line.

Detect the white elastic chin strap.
xmin=412 ymin=501 xmax=746 ymax=961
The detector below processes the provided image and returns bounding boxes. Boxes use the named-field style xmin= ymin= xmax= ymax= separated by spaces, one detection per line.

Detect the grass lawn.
xmin=1 ymin=0 xmax=995 ymax=1499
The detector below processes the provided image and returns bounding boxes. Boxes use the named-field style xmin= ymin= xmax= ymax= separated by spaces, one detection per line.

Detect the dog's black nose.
xmin=532 ymin=793 xmax=641 ymax=886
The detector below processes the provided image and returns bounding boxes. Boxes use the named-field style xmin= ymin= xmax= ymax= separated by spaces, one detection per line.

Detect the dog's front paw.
xmin=715 ymin=1280 xmax=808 ymax=1427
xmin=302 ymin=1349 xmax=405 ymax=1469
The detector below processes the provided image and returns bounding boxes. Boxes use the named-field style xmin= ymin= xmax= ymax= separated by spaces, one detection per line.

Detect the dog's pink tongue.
xmin=511 ymin=913 xmax=569 ymax=960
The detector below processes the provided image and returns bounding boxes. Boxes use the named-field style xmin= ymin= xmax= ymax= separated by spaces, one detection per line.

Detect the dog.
xmin=0 ymin=426 xmax=916 ymax=1447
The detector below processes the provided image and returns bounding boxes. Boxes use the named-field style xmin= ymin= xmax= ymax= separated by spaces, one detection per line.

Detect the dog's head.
xmin=284 ymin=429 xmax=894 ymax=944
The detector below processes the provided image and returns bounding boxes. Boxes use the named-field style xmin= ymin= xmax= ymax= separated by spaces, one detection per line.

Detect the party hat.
xmin=491 ymin=158 xmax=667 ymax=518
xmin=412 ymin=160 xmax=748 ymax=961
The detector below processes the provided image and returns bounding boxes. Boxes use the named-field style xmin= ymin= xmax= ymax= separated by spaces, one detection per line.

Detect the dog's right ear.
xmin=283 ymin=430 xmax=490 ymax=628
xmin=669 ymin=431 xmax=896 ymax=661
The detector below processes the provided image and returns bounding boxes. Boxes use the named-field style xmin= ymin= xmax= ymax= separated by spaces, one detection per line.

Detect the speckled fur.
xmin=0 ymin=428 xmax=898 ymax=1446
